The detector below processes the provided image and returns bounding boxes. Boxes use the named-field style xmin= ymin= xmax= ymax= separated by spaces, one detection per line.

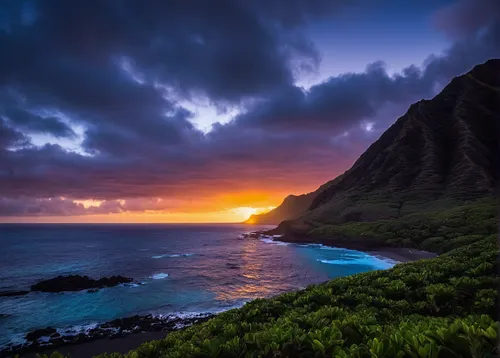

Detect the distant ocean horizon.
xmin=0 ymin=223 xmax=396 ymax=349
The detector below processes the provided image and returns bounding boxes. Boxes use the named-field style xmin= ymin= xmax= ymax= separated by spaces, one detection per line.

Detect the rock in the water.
xmin=26 ymin=327 xmax=57 ymax=341
xmin=30 ymin=275 xmax=134 ymax=292
xmin=0 ymin=290 xmax=30 ymax=297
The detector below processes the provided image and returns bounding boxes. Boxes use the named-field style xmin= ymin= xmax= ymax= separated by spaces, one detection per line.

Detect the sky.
xmin=0 ymin=0 xmax=499 ymax=223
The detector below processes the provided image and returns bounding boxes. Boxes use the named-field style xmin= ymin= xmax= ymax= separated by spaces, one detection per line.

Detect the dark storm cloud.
xmin=0 ymin=0 xmax=352 ymax=157
xmin=232 ymin=62 xmax=429 ymax=131
xmin=0 ymin=0 xmax=340 ymax=105
xmin=2 ymin=107 xmax=76 ymax=138
xmin=432 ymin=0 xmax=500 ymax=38
xmin=231 ymin=20 xmax=500 ymax=132
xmin=0 ymin=117 xmax=29 ymax=149
xmin=423 ymin=21 xmax=500 ymax=84
xmin=0 ymin=0 xmax=499 ymax=216
xmin=0 ymin=197 xmax=124 ymax=216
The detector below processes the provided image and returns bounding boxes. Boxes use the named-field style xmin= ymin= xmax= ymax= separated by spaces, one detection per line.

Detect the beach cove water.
xmin=0 ymin=224 xmax=397 ymax=348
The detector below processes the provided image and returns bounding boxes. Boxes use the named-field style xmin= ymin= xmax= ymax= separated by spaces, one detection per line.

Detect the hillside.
xmin=245 ymin=178 xmax=341 ymax=225
xmin=245 ymin=190 xmax=321 ymax=225
xmin=265 ymin=59 xmax=500 ymax=236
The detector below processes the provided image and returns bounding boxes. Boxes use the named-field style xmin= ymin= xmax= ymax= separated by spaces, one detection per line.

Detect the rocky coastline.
xmin=1 ymin=313 xmax=213 ymax=356
xmin=242 ymin=231 xmax=437 ymax=262
xmin=245 ymin=229 xmax=401 ymax=252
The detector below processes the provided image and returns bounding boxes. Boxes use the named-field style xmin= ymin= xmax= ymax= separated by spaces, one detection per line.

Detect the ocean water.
xmin=0 ymin=224 xmax=396 ymax=348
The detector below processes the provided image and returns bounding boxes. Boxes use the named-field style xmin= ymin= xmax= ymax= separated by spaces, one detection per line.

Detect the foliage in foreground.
xmin=309 ymin=199 xmax=497 ymax=253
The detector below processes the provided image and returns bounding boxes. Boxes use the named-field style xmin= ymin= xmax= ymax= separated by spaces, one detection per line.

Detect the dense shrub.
xmin=309 ymin=199 xmax=497 ymax=253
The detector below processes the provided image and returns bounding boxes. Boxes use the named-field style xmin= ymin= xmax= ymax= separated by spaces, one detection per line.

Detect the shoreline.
xmin=2 ymin=313 xmax=213 ymax=358
xmin=26 ymin=331 xmax=170 ymax=358
xmin=5 ymin=232 xmax=436 ymax=358
xmin=249 ymin=231 xmax=438 ymax=263
xmin=366 ymin=247 xmax=437 ymax=263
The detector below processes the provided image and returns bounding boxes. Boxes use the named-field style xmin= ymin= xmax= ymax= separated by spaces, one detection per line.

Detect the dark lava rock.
xmin=88 ymin=327 xmax=107 ymax=338
xmin=30 ymin=275 xmax=134 ymax=292
xmin=75 ymin=333 xmax=88 ymax=343
xmin=2 ymin=313 xmax=216 ymax=357
xmin=61 ymin=335 xmax=76 ymax=342
xmin=0 ymin=290 xmax=30 ymax=297
xmin=26 ymin=327 xmax=57 ymax=341
xmin=49 ymin=337 xmax=64 ymax=345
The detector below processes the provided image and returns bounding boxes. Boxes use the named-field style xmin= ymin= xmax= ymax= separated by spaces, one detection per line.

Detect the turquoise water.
xmin=0 ymin=224 xmax=396 ymax=348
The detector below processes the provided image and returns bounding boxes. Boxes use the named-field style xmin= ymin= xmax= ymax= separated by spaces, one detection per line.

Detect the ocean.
xmin=0 ymin=224 xmax=396 ymax=349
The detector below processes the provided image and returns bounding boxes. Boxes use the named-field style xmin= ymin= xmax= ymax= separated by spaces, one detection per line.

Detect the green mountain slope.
xmin=245 ymin=193 xmax=316 ymax=224
xmin=261 ymin=59 xmax=500 ymax=232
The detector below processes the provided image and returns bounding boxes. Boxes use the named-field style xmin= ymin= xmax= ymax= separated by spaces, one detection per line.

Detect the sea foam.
xmin=151 ymin=273 xmax=169 ymax=280
xmin=317 ymin=256 xmax=396 ymax=269
xmin=260 ymin=238 xmax=289 ymax=246
xmin=151 ymin=253 xmax=194 ymax=259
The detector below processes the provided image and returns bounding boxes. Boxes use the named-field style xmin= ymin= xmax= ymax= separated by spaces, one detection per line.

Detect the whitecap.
xmin=138 ymin=248 xmax=150 ymax=252
xmin=296 ymin=243 xmax=325 ymax=248
xmin=319 ymin=246 xmax=343 ymax=251
xmin=151 ymin=253 xmax=194 ymax=259
xmin=123 ymin=282 xmax=142 ymax=287
xmin=151 ymin=273 xmax=169 ymax=280
xmin=260 ymin=238 xmax=289 ymax=246
xmin=62 ymin=322 xmax=99 ymax=335
xmin=316 ymin=256 xmax=396 ymax=269
xmin=159 ymin=301 xmax=249 ymax=322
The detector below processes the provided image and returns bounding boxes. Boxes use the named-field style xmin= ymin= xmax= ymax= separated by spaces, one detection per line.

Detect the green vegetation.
xmin=41 ymin=200 xmax=499 ymax=357
xmin=309 ymin=199 xmax=497 ymax=253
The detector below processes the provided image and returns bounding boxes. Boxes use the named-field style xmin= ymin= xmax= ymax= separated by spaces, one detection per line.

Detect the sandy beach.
xmin=368 ymin=247 xmax=437 ymax=263
xmin=27 ymin=331 xmax=168 ymax=358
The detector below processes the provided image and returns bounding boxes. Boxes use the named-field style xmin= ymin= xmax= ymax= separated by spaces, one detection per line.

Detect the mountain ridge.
xmin=250 ymin=59 xmax=500 ymax=231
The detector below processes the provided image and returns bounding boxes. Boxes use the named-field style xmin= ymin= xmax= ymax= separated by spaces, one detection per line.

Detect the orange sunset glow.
xmin=1 ymin=169 xmax=340 ymax=223
xmin=0 ymin=193 xmax=285 ymax=223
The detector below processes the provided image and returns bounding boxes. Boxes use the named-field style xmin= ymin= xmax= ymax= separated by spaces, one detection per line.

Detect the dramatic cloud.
xmin=432 ymin=0 xmax=500 ymax=38
xmin=232 ymin=21 xmax=500 ymax=133
xmin=1 ymin=108 xmax=76 ymax=138
xmin=0 ymin=197 xmax=123 ymax=216
xmin=0 ymin=0 xmax=342 ymax=105
xmin=231 ymin=62 xmax=429 ymax=131
xmin=0 ymin=117 xmax=28 ymax=149
xmin=0 ymin=0 xmax=499 ymax=219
